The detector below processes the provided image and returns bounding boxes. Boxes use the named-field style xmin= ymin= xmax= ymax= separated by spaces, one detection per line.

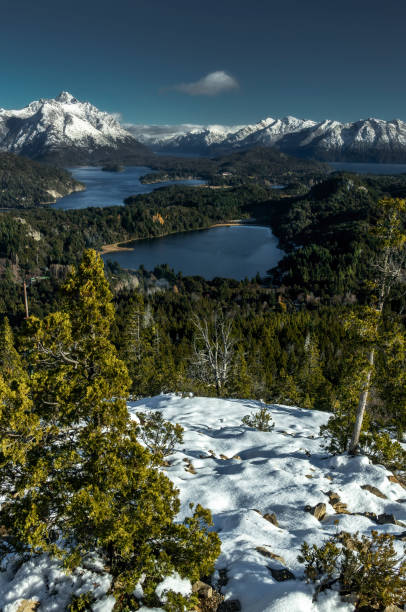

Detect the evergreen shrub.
xmin=136 ymin=410 xmax=184 ymax=460
xmin=242 ymin=405 xmax=274 ymax=431
xmin=299 ymin=531 xmax=406 ymax=609
xmin=0 ymin=250 xmax=221 ymax=611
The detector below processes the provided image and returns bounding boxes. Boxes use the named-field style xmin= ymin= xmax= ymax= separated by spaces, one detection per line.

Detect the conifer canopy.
xmin=0 ymin=249 xmax=220 ymax=610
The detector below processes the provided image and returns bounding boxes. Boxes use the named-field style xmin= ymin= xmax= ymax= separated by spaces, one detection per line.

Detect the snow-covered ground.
xmin=1 ymin=395 xmax=405 ymax=611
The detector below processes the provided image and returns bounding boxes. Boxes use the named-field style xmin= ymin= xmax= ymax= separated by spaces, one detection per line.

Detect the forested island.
xmin=140 ymin=146 xmax=328 ymax=188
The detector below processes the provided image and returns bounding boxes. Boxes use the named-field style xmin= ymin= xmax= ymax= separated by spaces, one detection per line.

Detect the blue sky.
xmin=1 ymin=0 xmax=406 ymax=125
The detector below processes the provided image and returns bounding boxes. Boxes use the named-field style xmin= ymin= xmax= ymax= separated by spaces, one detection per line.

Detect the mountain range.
xmin=132 ymin=116 xmax=406 ymax=162
xmin=0 ymin=92 xmax=148 ymax=165
xmin=1 ymin=93 xmax=406 ymax=164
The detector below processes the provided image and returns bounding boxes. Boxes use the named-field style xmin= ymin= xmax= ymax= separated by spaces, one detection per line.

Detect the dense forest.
xmin=0 ymin=152 xmax=84 ymax=208
xmin=0 ymin=152 xmax=404 ymax=441
xmin=1 ymin=170 xmax=406 ymax=315
xmin=141 ymin=146 xmax=328 ymax=187
xmin=0 ymin=151 xmax=405 ymax=609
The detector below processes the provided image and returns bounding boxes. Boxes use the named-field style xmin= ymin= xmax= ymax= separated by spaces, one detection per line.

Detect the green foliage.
xmin=0 ymin=152 xmax=82 ymax=208
xmin=68 ymin=592 xmax=94 ymax=611
xmin=0 ymin=317 xmax=25 ymax=379
xmin=160 ymin=590 xmax=199 ymax=611
xmin=242 ymin=405 xmax=274 ymax=431
xmin=299 ymin=531 xmax=406 ymax=609
xmin=136 ymin=411 xmax=184 ymax=459
xmin=321 ymin=407 xmax=406 ymax=472
xmin=298 ymin=539 xmax=341 ymax=583
xmin=1 ymin=169 xmax=406 ymax=323
xmin=0 ymin=249 xmax=221 ymax=610
xmin=362 ymin=431 xmax=406 ymax=471
xmin=229 ymin=347 xmax=253 ymax=399
xmin=141 ymin=146 xmax=327 ymax=188
xmin=375 ymin=322 xmax=406 ymax=439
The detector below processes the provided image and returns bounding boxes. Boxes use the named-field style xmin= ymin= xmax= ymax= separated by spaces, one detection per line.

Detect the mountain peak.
xmin=55 ymin=91 xmax=78 ymax=104
xmin=0 ymin=92 xmax=148 ymax=164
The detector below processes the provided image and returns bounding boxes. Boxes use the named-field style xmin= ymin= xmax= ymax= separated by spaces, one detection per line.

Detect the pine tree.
xmin=298 ymin=331 xmax=329 ymax=409
xmin=349 ymin=198 xmax=406 ymax=454
xmin=0 ymin=250 xmax=220 ymax=609
xmin=375 ymin=322 xmax=406 ymax=439
xmin=230 ymin=346 xmax=252 ymax=398
xmin=0 ymin=317 xmax=24 ymax=379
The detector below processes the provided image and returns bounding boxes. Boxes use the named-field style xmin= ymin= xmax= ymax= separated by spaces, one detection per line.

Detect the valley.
xmin=0 ymin=93 xmax=405 ymax=612
xmin=2 ymin=0 xmax=406 ymax=607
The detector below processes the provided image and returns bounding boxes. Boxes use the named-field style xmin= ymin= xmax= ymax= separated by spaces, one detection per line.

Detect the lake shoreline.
xmin=53 ymin=166 xmax=207 ymax=210
xmin=101 ymin=223 xmax=283 ymax=280
xmin=99 ymin=220 xmax=249 ymax=254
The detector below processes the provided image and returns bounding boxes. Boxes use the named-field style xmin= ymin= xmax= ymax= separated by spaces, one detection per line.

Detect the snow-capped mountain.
xmin=136 ymin=115 xmax=406 ymax=162
xmin=4 ymin=93 xmax=406 ymax=163
xmin=128 ymin=123 xmax=245 ymax=150
xmin=278 ymin=117 xmax=406 ymax=161
xmin=0 ymin=92 xmax=148 ymax=165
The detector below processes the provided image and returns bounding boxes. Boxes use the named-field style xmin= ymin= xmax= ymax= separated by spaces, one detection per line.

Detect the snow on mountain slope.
xmin=1 ymin=396 xmax=404 ymax=611
xmin=5 ymin=92 xmax=406 ymax=163
xmin=128 ymin=123 xmax=243 ymax=147
xmin=133 ymin=117 xmax=314 ymax=153
xmin=141 ymin=114 xmax=406 ymax=161
xmin=226 ymin=116 xmax=317 ymax=148
xmin=0 ymin=92 xmax=148 ymax=164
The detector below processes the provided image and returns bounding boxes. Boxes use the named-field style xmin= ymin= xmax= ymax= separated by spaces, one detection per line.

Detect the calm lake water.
xmin=102 ymin=225 xmax=284 ymax=280
xmin=53 ymin=166 xmax=206 ymax=210
xmin=329 ymin=162 xmax=406 ymax=175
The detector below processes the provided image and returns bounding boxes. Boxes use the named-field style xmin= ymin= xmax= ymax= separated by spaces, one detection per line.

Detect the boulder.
xmin=327 ymin=491 xmax=341 ymax=505
xmin=256 ymin=546 xmax=286 ymax=566
xmin=361 ymin=484 xmax=387 ymax=499
xmin=305 ymin=502 xmax=326 ymax=521
xmin=326 ymin=491 xmax=348 ymax=513
xmin=263 ymin=512 xmax=279 ymax=527
xmin=376 ymin=513 xmax=397 ymax=525
xmin=359 ymin=511 xmax=378 ymax=522
xmin=17 ymin=602 xmax=39 ymax=612
xmin=268 ymin=567 xmax=295 ymax=582
xmin=388 ymin=474 xmax=406 ymax=489
xmin=193 ymin=580 xmax=213 ymax=599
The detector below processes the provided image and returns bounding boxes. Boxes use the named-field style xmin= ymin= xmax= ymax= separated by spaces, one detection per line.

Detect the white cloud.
xmin=171 ymin=71 xmax=239 ymax=96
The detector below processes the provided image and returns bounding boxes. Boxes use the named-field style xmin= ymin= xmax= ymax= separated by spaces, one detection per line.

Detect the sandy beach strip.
xmin=99 ymin=241 xmax=135 ymax=254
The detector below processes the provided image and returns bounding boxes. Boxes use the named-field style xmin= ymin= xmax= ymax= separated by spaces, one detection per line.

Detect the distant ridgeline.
xmin=140 ymin=115 xmax=406 ymax=163
xmin=0 ymin=153 xmax=84 ymax=208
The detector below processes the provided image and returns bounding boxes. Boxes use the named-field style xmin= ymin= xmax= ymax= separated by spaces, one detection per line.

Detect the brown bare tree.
xmin=190 ymin=312 xmax=235 ymax=396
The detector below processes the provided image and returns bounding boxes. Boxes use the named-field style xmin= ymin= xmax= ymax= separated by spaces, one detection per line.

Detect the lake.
xmin=329 ymin=162 xmax=406 ymax=175
xmin=102 ymin=225 xmax=284 ymax=280
xmin=53 ymin=166 xmax=206 ymax=210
